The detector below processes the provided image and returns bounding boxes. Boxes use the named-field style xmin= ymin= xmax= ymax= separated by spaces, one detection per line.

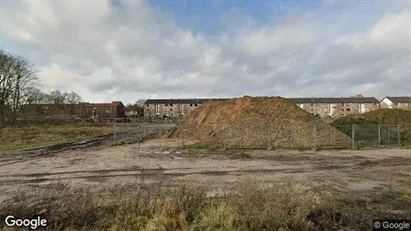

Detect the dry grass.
xmin=0 ymin=124 xmax=113 ymax=151
xmin=1 ymin=180 xmax=408 ymax=231
xmin=0 ymin=181 xmax=333 ymax=231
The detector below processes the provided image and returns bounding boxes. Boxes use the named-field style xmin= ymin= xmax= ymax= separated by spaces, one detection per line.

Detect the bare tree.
xmin=10 ymin=55 xmax=38 ymax=124
xmin=0 ymin=49 xmax=15 ymax=123
xmin=0 ymin=48 xmax=39 ymax=124
xmin=65 ymin=91 xmax=82 ymax=104
xmin=49 ymin=90 xmax=66 ymax=104
xmin=21 ymin=87 xmax=47 ymax=105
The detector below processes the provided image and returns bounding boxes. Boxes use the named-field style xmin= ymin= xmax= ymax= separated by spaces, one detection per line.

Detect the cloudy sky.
xmin=1 ymin=0 xmax=410 ymax=104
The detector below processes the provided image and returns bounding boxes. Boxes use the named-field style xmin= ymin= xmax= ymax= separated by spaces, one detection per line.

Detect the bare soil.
xmin=167 ymin=96 xmax=352 ymax=148
xmin=0 ymin=138 xmax=410 ymax=204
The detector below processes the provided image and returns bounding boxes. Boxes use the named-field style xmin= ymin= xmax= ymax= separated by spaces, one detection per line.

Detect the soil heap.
xmin=351 ymin=109 xmax=411 ymax=125
xmin=167 ymin=96 xmax=352 ymax=149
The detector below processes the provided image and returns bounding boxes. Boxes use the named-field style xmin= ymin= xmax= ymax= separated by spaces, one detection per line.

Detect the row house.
xmin=143 ymin=98 xmax=230 ymax=118
xmin=20 ymin=101 xmax=126 ymax=120
xmin=143 ymin=96 xmax=411 ymax=119
xmin=288 ymin=97 xmax=380 ymax=118
xmin=380 ymin=97 xmax=411 ymax=110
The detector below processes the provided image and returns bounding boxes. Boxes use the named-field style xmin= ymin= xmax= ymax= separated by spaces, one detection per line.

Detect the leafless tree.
xmin=0 ymin=48 xmax=38 ymax=124
xmin=64 ymin=91 xmax=82 ymax=104
xmin=10 ymin=55 xmax=38 ymax=124
xmin=0 ymin=49 xmax=15 ymax=123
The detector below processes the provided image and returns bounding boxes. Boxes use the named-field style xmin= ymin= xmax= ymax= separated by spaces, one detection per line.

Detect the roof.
xmin=23 ymin=102 xmax=124 ymax=108
xmin=144 ymin=98 xmax=231 ymax=105
xmin=382 ymin=97 xmax=411 ymax=103
xmin=287 ymin=97 xmax=380 ymax=104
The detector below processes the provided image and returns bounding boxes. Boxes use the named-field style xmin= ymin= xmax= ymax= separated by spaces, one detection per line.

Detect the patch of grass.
xmin=1 ymin=181 xmax=410 ymax=231
xmin=184 ymin=145 xmax=222 ymax=152
xmin=111 ymin=138 xmax=139 ymax=146
xmin=0 ymin=124 xmax=113 ymax=151
xmin=0 ymin=181 xmax=331 ymax=231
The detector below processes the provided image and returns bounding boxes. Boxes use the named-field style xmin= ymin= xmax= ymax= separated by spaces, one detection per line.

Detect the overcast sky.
xmin=1 ymin=0 xmax=410 ymax=104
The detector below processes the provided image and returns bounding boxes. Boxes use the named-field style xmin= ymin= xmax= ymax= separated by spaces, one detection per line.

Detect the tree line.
xmin=0 ymin=48 xmax=82 ymax=124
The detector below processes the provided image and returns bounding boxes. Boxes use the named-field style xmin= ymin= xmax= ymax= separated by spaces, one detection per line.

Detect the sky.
xmin=0 ymin=0 xmax=410 ymax=104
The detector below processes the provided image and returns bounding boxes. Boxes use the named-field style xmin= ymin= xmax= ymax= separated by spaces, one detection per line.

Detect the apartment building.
xmin=144 ymin=96 xmax=383 ymax=119
xmin=143 ymin=98 xmax=230 ymax=118
xmin=288 ymin=97 xmax=380 ymax=118
xmin=20 ymin=101 xmax=126 ymax=120
xmin=380 ymin=97 xmax=411 ymax=110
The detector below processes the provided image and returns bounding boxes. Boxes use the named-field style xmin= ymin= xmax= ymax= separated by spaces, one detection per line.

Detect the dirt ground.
xmin=0 ymin=138 xmax=410 ymax=203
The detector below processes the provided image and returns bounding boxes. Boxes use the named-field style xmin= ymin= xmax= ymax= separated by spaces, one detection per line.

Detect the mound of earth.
xmin=167 ymin=96 xmax=352 ymax=149
xmin=332 ymin=109 xmax=411 ymax=125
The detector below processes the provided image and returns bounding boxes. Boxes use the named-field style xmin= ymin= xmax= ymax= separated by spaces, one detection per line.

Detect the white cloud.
xmin=0 ymin=0 xmax=410 ymax=104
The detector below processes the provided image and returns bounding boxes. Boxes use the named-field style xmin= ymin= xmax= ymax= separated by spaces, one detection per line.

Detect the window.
xmin=195 ymin=104 xmax=198 ymax=106
xmin=170 ymin=104 xmax=173 ymax=106
xmin=165 ymin=104 xmax=168 ymax=106
xmin=346 ymin=108 xmax=351 ymax=112
xmin=147 ymin=104 xmax=149 ymax=106
xmin=189 ymin=104 xmax=193 ymax=106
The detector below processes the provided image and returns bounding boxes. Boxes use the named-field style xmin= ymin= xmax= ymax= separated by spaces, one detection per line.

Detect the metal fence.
xmin=113 ymin=121 xmax=411 ymax=150
xmin=113 ymin=122 xmax=176 ymax=142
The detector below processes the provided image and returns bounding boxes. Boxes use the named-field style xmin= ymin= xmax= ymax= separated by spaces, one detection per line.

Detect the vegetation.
xmin=331 ymin=108 xmax=411 ymax=126
xmin=1 ymin=48 xmax=83 ymax=125
xmin=331 ymin=109 xmax=411 ymax=147
xmin=0 ymin=181 xmax=409 ymax=231
xmin=0 ymin=123 xmax=113 ymax=151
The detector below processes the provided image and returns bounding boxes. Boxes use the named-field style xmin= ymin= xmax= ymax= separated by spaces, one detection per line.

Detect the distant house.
xmin=380 ymin=97 xmax=411 ymax=110
xmin=143 ymin=98 xmax=230 ymax=118
xmin=20 ymin=101 xmax=126 ymax=121
xmin=143 ymin=96 xmax=382 ymax=119
xmin=287 ymin=97 xmax=380 ymax=118
xmin=76 ymin=101 xmax=126 ymax=119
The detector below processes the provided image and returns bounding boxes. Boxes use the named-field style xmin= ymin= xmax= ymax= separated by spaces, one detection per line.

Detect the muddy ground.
xmin=0 ymin=138 xmax=410 ymax=204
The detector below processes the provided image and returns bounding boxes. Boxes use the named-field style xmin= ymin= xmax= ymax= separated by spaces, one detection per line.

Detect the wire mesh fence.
xmin=113 ymin=121 xmax=411 ymax=150
xmin=113 ymin=122 xmax=176 ymax=142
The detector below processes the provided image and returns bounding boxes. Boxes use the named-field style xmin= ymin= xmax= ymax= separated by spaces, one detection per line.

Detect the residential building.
xmin=287 ymin=97 xmax=380 ymax=118
xmin=380 ymin=97 xmax=411 ymax=110
xmin=144 ymin=96 xmax=382 ymax=119
xmin=20 ymin=101 xmax=126 ymax=120
xmin=143 ymin=98 xmax=230 ymax=118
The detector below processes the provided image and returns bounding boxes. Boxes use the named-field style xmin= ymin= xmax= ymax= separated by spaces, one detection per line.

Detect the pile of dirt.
xmin=167 ymin=96 xmax=352 ymax=149
xmin=332 ymin=109 xmax=411 ymax=125
xmin=361 ymin=109 xmax=411 ymax=124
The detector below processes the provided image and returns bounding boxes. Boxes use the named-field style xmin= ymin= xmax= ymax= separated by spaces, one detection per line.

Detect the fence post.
xmin=268 ymin=123 xmax=272 ymax=150
xmin=113 ymin=122 xmax=116 ymax=140
xmin=378 ymin=124 xmax=381 ymax=147
xmin=352 ymin=124 xmax=355 ymax=149
xmin=181 ymin=126 xmax=185 ymax=148
xmin=159 ymin=129 xmax=162 ymax=148
xmin=314 ymin=123 xmax=317 ymax=150
xmin=397 ymin=124 xmax=401 ymax=146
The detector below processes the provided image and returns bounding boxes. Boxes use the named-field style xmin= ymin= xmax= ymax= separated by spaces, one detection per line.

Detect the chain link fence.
xmin=113 ymin=121 xmax=411 ymax=150
xmin=113 ymin=122 xmax=176 ymax=143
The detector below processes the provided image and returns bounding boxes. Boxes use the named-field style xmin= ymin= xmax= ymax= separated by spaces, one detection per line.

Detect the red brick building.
xmin=20 ymin=101 xmax=126 ymax=120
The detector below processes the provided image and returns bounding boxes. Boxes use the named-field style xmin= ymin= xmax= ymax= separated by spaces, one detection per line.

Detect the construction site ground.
xmin=0 ymin=138 xmax=410 ymax=206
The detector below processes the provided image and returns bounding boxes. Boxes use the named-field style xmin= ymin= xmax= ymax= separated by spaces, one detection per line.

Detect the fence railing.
xmin=113 ymin=122 xmax=176 ymax=141
xmin=112 ymin=122 xmax=411 ymax=150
